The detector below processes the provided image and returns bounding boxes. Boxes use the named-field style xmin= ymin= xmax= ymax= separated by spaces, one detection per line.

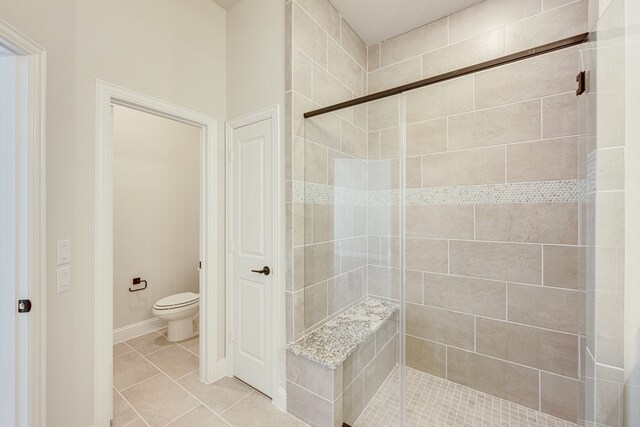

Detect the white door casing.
xmin=230 ymin=118 xmax=274 ymax=396
xmin=94 ymin=81 xmax=219 ymax=427
xmin=0 ymin=19 xmax=46 ymax=427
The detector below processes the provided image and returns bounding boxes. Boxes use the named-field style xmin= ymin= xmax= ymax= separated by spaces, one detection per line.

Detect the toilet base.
xmin=167 ymin=317 xmax=196 ymax=342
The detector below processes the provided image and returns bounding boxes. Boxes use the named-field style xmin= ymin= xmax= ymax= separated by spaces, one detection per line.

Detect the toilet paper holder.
xmin=129 ymin=277 xmax=148 ymax=292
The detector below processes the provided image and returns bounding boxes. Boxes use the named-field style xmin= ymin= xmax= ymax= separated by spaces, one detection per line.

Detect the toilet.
xmin=152 ymin=292 xmax=199 ymax=342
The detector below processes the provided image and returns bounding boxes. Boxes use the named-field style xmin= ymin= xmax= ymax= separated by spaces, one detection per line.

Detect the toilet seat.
xmin=153 ymin=292 xmax=199 ymax=311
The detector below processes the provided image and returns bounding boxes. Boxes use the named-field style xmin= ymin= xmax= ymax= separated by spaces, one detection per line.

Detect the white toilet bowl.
xmin=152 ymin=292 xmax=199 ymax=342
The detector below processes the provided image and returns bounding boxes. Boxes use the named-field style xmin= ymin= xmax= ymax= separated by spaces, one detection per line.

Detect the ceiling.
xmin=328 ymin=0 xmax=484 ymax=45
xmin=211 ymin=0 xmax=238 ymax=10
xmin=212 ymin=0 xmax=484 ymax=46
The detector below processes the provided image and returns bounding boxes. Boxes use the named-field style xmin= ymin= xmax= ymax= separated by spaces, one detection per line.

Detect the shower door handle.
xmin=251 ymin=266 xmax=271 ymax=276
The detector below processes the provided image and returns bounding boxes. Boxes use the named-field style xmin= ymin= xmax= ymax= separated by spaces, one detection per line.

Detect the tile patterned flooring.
xmin=111 ymin=329 xmax=305 ymax=427
xmin=355 ymin=366 xmax=578 ymax=427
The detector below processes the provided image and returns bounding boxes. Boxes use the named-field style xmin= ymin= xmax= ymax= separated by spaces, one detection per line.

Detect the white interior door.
xmin=0 ymin=53 xmax=29 ymax=426
xmin=231 ymin=118 xmax=273 ymax=397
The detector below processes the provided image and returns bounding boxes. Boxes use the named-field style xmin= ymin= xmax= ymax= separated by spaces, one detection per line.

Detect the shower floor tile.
xmin=354 ymin=366 xmax=577 ymax=427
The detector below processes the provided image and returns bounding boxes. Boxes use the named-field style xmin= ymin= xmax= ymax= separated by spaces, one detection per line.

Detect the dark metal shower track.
xmin=303 ymin=32 xmax=589 ymax=119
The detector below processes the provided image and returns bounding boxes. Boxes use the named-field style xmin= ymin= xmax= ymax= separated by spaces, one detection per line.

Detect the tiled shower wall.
xmin=363 ymin=0 xmax=589 ymax=424
xmin=285 ymin=0 xmax=371 ymax=343
xmin=286 ymin=0 xmax=591 ymax=424
xmin=582 ymin=0 xmax=627 ymax=425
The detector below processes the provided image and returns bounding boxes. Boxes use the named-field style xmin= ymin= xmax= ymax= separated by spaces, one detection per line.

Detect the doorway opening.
xmin=0 ymin=20 xmax=46 ymax=427
xmin=94 ymin=81 xmax=219 ymax=426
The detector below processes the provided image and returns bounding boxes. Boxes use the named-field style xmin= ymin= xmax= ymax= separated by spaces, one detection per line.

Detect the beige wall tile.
xmin=406 ymin=156 xmax=422 ymax=188
xmin=340 ymin=19 xmax=367 ymax=69
xmin=353 ymin=104 xmax=367 ymax=130
xmin=448 ymin=100 xmax=541 ymax=150
xmin=594 ymin=191 xmax=625 ymax=248
xmin=406 ymin=118 xmax=447 ymax=156
xmin=406 ymin=303 xmax=474 ymax=350
xmin=475 ymin=203 xmax=579 ymax=244
xmin=304 ymin=281 xmax=328 ymax=328
xmin=595 ymin=147 xmax=625 ymax=191
xmin=379 ymin=127 xmax=399 ymax=160
xmin=293 ymin=92 xmax=319 ymax=138
xmin=405 ymin=238 xmax=449 ymax=273
xmin=329 ymin=151 xmax=365 ymax=190
xmin=303 ymin=141 xmax=328 ymax=184
xmin=367 ymin=205 xmax=399 ymax=236
xmin=293 ymin=203 xmax=305 ymax=247
xmin=367 ymin=43 xmax=381 ymax=72
xmin=422 ymin=146 xmax=505 ymax=187
xmin=340 ymin=119 xmax=367 ymax=158
xmin=286 ymin=381 xmax=334 ymax=427
xmin=368 ymin=57 xmax=421 ymax=94
xmin=368 ymin=96 xmax=399 ymax=131
xmin=449 ymin=240 xmax=542 ymax=284
xmin=507 ymin=137 xmax=579 ymax=182
xmin=311 ymin=204 xmax=332 ymax=243
xmin=293 ymin=3 xmax=327 ymax=68
xmin=287 ymin=351 xmax=339 ymax=401
xmin=343 ymin=374 xmax=364 ymax=426
xmin=406 ymin=205 xmax=474 ymax=240
xmin=381 ymin=17 xmax=447 ymax=67
xmin=304 ymin=241 xmax=336 ymax=286
xmin=339 ymin=237 xmax=367 ymax=273
xmin=406 ymin=270 xmax=422 ymax=304
xmin=543 ymin=92 xmax=580 ymax=138
xmin=541 ymin=372 xmax=579 ymax=422
xmin=363 ymin=336 xmax=397 ymax=404
xmin=313 ymin=63 xmax=353 ymax=108
xmin=343 ymin=335 xmax=375 ymax=386
xmin=296 ymin=0 xmax=340 ymax=41
xmin=375 ymin=317 xmax=398 ymax=352
xmin=367 ymin=131 xmax=380 ymax=160
xmin=406 ymin=335 xmax=447 ymax=378
xmin=544 ymin=245 xmax=586 ymax=290
xmin=367 ymin=266 xmax=399 ymax=300
xmin=476 ymin=317 xmax=579 ymax=378
xmin=422 ymin=28 xmax=505 ymax=79
xmin=293 ymin=49 xmax=313 ymax=99
xmin=447 ymin=347 xmax=540 ymax=409
xmin=448 ymin=0 xmax=541 ymax=44
xmin=328 ymin=268 xmax=364 ymax=315
xmin=328 ymin=39 xmax=364 ymax=96
xmin=475 ymin=47 xmax=577 ymax=109
xmin=406 ymin=76 xmax=474 ymax=123
xmin=505 ymin=1 xmax=588 ymax=54
xmin=333 ymin=205 xmax=354 ymax=240
xmin=508 ymin=283 xmax=585 ymax=334
xmin=294 ymin=247 xmax=305 ymax=291
xmin=422 ymin=273 xmax=506 ymax=319
xmin=305 ymin=111 xmax=340 ymax=150
xmin=368 ymin=159 xmax=398 ymax=191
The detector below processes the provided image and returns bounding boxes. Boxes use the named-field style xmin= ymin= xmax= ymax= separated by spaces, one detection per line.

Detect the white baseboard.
xmin=113 ymin=317 xmax=167 ymax=343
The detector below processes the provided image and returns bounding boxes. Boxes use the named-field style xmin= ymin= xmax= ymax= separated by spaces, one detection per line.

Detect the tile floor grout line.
xmin=218 ymin=390 xmax=257 ymax=416
xmin=114 ymin=384 xmax=151 ymax=427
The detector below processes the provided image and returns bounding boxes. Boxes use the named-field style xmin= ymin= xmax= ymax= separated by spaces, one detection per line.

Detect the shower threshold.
xmin=354 ymin=366 xmax=577 ymax=427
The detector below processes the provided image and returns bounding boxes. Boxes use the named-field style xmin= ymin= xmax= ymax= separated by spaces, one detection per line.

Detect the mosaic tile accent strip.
xmin=354 ymin=366 xmax=578 ymax=427
xmin=291 ymin=180 xmax=585 ymax=205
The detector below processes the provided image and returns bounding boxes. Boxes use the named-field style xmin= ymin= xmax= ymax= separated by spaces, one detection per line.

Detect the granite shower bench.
xmin=286 ymin=298 xmax=399 ymax=427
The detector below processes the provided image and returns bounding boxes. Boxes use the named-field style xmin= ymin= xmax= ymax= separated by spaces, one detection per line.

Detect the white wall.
xmin=0 ymin=0 xmax=227 ymax=425
xmin=227 ymin=0 xmax=285 ymax=118
xmin=113 ymin=106 xmax=200 ymax=330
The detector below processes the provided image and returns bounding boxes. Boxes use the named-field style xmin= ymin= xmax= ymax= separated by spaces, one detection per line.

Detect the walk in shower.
xmin=285 ymin=0 xmax=636 ymax=425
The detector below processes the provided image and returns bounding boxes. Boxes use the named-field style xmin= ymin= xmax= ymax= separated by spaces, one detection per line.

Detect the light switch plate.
xmin=57 ymin=239 xmax=71 ymax=265
xmin=57 ymin=265 xmax=71 ymax=293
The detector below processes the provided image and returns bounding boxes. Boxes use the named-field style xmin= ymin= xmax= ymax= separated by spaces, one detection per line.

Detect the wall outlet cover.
xmin=57 ymin=265 xmax=71 ymax=293
xmin=56 ymin=239 xmax=71 ymax=265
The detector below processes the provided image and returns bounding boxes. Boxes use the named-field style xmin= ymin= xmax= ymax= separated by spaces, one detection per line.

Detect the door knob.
xmin=251 ymin=266 xmax=271 ymax=276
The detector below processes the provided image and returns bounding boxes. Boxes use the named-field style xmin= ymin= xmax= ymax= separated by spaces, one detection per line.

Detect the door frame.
xmin=0 ymin=19 xmax=46 ymax=427
xmin=225 ymin=105 xmax=286 ymax=410
xmin=94 ymin=81 xmax=219 ymax=426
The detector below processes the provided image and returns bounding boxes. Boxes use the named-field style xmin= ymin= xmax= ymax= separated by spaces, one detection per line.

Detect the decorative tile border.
xmin=291 ymin=180 xmax=588 ymax=205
